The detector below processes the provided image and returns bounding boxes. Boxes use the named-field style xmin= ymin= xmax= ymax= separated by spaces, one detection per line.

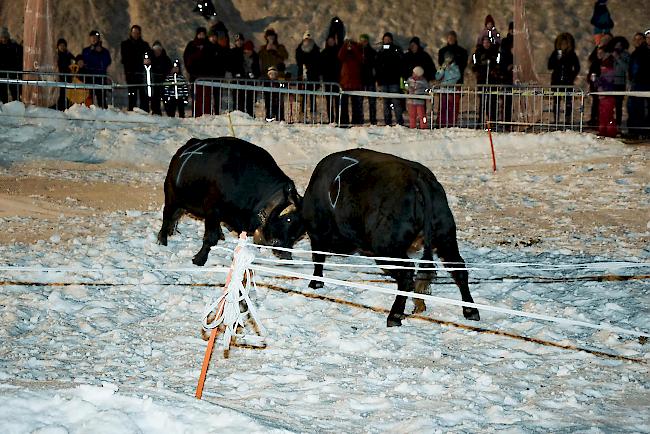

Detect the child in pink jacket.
xmin=407 ymin=66 xmax=429 ymax=129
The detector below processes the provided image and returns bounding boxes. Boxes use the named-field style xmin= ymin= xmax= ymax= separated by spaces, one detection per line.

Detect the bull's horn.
xmin=279 ymin=204 xmax=296 ymax=217
xmin=253 ymin=228 xmax=265 ymax=244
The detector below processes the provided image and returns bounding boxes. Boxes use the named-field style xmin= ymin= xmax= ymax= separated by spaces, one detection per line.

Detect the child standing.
xmin=407 ymin=66 xmax=429 ymax=129
xmin=163 ymin=59 xmax=190 ymax=118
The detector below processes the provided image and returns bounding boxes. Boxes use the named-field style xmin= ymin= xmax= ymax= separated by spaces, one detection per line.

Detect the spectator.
xmin=547 ymin=33 xmax=580 ymax=127
xmin=435 ymin=51 xmax=461 ymax=127
xmin=438 ymin=30 xmax=468 ymax=84
xmin=163 ymin=58 xmax=190 ymax=118
xmin=296 ymin=31 xmax=321 ymax=120
xmin=407 ymin=66 xmax=428 ymax=129
xmin=359 ymin=34 xmax=377 ymax=124
xmin=183 ymin=27 xmax=210 ymax=116
xmin=56 ymin=38 xmax=74 ymax=110
xmin=610 ymin=36 xmax=630 ymax=127
xmin=500 ymin=29 xmax=514 ymax=129
xmin=121 ymin=25 xmax=151 ymax=111
xmin=149 ymin=41 xmax=172 ymax=116
xmin=591 ymin=0 xmax=614 ymax=44
xmin=403 ymin=37 xmax=435 ymax=82
xmin=597 ymin=44 xmax=617 ymax=137
xmin=587 ymin=33 xmax=612 ymax=126
xmin=82 ymin=30 xmax=111 ymax=108
xmin=321 ymin=36 xmax=341 ymax=122
xmin=627 ymin=32 xmax=650 ymax=138
xmin=375 ymin=32 xmax=404 ymax=126
xmin=232 ymin=32 xmax=244 ymax=50
xmin=258 ymin=28 xmax=288 ymax=76
xmin=472 ymin=36 xmax=500 ymax=125
xmin=328 ymin=16 xmax=346 ymax=46
xmin=264 ymin=66 xmax=285 ymax=121
xmin=230 ymin=33 xmax=245 ymax=78
xmin=206 ymin=29 xmax=232 ymax=115
xmin=234 ymin=40 xmax=260 ymax=117
xmin=338 ymin=38 xmax=364 ymax=126
xmin=0 ymin=26 xmax=23 ymax=103
xmin=476 ymin=15 xmax=501 ymax=48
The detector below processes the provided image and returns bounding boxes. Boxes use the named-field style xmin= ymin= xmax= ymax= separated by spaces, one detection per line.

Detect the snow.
xmin=0 ymin=103 xmax=649 ymax=432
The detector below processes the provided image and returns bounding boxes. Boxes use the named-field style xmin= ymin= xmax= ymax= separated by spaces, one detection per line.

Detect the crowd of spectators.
xmin=0 ymin=1 xmax=648 ymax=136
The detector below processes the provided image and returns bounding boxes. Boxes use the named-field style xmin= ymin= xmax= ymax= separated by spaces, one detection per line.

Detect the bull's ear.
xmin=287 ymin=185 xmax=302 ymax=209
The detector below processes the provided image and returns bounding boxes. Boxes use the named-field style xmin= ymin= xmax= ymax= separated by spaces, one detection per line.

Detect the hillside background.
xmin=1 ymin=0 xmax=649 ymax=85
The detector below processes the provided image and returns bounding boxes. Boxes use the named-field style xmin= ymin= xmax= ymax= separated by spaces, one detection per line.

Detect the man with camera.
xmin=375 ymin=32 xmax=404 ymax=126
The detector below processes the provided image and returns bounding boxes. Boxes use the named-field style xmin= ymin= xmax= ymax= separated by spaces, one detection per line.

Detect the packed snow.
xmin=0 ymin=102 xmax=648 ymax=432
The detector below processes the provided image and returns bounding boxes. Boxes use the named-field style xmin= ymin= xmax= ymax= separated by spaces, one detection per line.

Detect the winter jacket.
xmin=296 ymin=41 xmax=321 ymax=81
xmin=629 ymin=43 xmax=650 ymax=87
xmin=57 ymin=50 xmax=74 ymax=75
xmin=320 ymin=44 xmax=341 ymax=83
xmin=547 ymin=49 xmax=580 ymax=85
xmin=183 ymin=37 xmax=212 ymax=81
xmin=499 ymin=46 xmax=514 ymax=85
xmin=597 ymin=53 xmax=616 ymax=92
xmin=163 ymin=70 xmax=190 ymax=104
xmin=407 ymin=75 xmax=428 ymax=105
xmin=591 ymin=1 xmax=614 ymax=34
xmin=121 ymin=37 xmax=151 ymax=74
xmin=360 ymin=44 xmax=376 ymax=85
xmin=151 ymin=50 xmax=173 ymax=83
xmin=476 ymin=27 xmax=501 ymax=47
xmin=231 ymin=49 xmax=260 ymax=79
xmin=205 ymin=42 xmax=232 ymax=78
xmin=613 ymin=51 xmax=629 ymax=86
xmin=438 ymin=44 xmax=468 ymax=84
xmin=258 ymin=43 xmax=288 ymax=74
xmin=375 ymin=43 xmax=403 ymax=86
xmin=472 ymin=44 xmax=500 ymax=84
xmin=403 ymin=47 xmax=436 ymax=81
xmin=435 ymin=63 xmax=461 ymax=85
xmin=0 ymin=40 xmax=22 ymax=71
xmin=338 ymin=42 xmax=363 ymax=90
xmin=82 ymin=45 xmax=112 ymax=75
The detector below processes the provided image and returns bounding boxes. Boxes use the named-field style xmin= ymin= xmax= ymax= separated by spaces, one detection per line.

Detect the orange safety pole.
xmin=195 ymin=231 xmax=247 ymax=400
xmin=487 ymin=121 xmax=497 ymax=172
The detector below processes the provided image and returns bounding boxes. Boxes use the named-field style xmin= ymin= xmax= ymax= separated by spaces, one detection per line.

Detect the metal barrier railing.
xmin=193 ymin=78 xmax=342 ymax=124
xmin=0 ymin=70 xmax=113 ymax=110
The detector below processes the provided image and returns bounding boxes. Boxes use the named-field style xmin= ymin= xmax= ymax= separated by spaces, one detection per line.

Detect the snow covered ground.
xmin=0 ymin=102 xmax=649 ymax=432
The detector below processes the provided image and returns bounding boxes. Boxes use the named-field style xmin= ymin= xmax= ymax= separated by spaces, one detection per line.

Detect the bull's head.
xmin=254 ymin=197 xmax=305 ymax=260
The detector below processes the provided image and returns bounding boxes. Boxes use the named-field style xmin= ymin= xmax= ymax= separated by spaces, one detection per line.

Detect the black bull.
xmin=158 ymin=137 xmax=300 ymax=265
xmin=262 ymin=149 xmax=480 ymax=327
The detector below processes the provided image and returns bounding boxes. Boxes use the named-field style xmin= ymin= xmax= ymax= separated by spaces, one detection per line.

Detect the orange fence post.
xmin=487 ymin=121 xmax=497 ymax=172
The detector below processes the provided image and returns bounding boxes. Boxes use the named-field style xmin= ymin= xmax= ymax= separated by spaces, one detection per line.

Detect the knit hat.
xmin=383 ymin=32 xmax=393 ymax=41
xmin=359 ymin=33 xmax=370 ymax=41
xmin=89 ymin=30 xmax=100 ymax=37
xmin=303 ymin=30 xmax=312 ymax=40
xmin=484 ymin=15 xmax=495 ymax=26
xmin=243 ymin=40 xmax=254 ymax=51
xmin=0 ymin=27 xmax=9 ymax=39
xmin=234 ymin=32 xmax=244 ymax=41
xmin=409 ymin=36 xmax=421 ymax=47
xmin=196 ymin=26 xmax=207 ymax=36
xmin=413 ymin=66 xmax=424 ymax=77
xmin=267 ymin=66 xmax=278 ymax=72
xmin=152 ymin=41 xmax=163 ymax=50
xmin=57 ymin=38 xmax=67 ymax=46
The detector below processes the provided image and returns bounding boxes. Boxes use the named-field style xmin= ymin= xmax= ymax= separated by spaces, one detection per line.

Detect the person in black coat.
xmin=232 ymin=40 xmax=260 ymax=117
xmin=627 ymin=32 xmax=650 ymax=138
xmin=295 ymin=31 xmax=321 ymax=120
xmin=359 ymin=34 xmax=377 ymax=124
xmin=587 ymin=33 xmax=612 ymax=125
xmin=548 ymin=33 xmax=580 ymax=127
xmin=56 ymin=38 xmax=75 ymax=110
xmin=438 ymin=31 xmax=468 ymax=84
xmin=0 ymin=27 xmax=23 ymax=103
xmin=320 ymin=36 xmax=341 ymax=122
xmin=403 ymin=37 xmax=435 ymax=81
xmin=499 ymin=33 xmax=514 ymax=130
xmin=149 ymin=41 xmax=172 ymax=115
xmin=121 ymin=25 xmax=151 ymax=111
xmin=205 ymin=29 xmax=232 ymax=115
xmin=472 ymin=36 xmax=500 ymax=126
xmin=375 ymin=32 xmax=404 ymax=125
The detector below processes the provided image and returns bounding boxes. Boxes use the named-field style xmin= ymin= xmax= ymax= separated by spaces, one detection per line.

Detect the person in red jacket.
xmin=338 ymin=38 xmax=364 ymax=125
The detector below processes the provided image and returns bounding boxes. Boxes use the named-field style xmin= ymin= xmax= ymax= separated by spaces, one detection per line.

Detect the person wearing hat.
xmin=358 ymin=34 xmax=377 ymax=124
xmin=295 ymin=30 xmax=321 ymax=121
xmin=375 ymin=32 xmax=404 ymax=126
xmin=121 ymin=25 xmax=152 ymax=111
xmin=627 ymin=32 xmax=650 ymax=138
xmin=204 ymin=28 xmax=232 ymax=115
xmin=149 ymin=41 xmax=172 ymax=116
xmin=338 ymin=38 xmax=364 ymax=125
xmin=438 ymin=31 xmax=468 ymax=85
xmin=590 ymin=0 xmax=614 ymax=44
xmin=82 ymin=30 xmax=112 ymax=108
xmin=183 ymin=27 xmax=210 ymax=116
xmin=406 ymin=65 xmax=428 ymax=129
xmin=476 ymin=15 xmax=501 ymax=48
xmin=230 ymin=40 xmax=260 ymax=117
xmin=435 ymin=51 xmax=462 ymax=127
xmin=0 ymin=26 xmax=22 ymax=103
xmin=403 ymin=36 xmax=435 ymax=82
xmin=258 ymin=28 xmax=288 ymax=76
xmin=264 ymin=65 xmax=285 ymax=122
xmin=56 ymin=38 xmax=75 ymax=110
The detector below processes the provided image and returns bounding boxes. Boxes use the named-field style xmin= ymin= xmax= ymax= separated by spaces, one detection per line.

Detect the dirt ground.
xmin=0 ymin=147 xmax=648 ymax=257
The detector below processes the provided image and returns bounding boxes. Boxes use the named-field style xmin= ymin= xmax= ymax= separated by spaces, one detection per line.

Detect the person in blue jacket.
xmin=82 ymin=30 xmax=111 ymax=108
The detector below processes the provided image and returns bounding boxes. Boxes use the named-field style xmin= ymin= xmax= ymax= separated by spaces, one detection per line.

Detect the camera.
xmin=383 ymin=44 xmax=390 ymax=49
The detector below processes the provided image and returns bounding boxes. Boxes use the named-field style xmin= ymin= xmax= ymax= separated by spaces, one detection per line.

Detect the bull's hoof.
xmin=157 ymin=232 xmax=168 ymax=246
xmin=463 ymin=307 xmax=480 ymax=321
xmin=387 ymin=315 xmax=403 ymax=327
xmin=413 ymin=299 xmax=427 ymax=314
xmin=192 ymin=253 xmax=208 ymax=266
xmin=309 ymin=280 xmax=324 ymax=289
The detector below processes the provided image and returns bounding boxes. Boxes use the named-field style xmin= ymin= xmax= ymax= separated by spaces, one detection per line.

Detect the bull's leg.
xmin=380 ymin=260 xmax=416 ymax=327
xmin=438 ymin=244 xmax=480 ymax=321
xmin=192 ymin=214 xmax=223 ymax=266
xmin=308 ymin=235 xmax=326 ymax=289
xmin=413 ymin=248 xmax=436 ymax=314
xmin=157 ymin=204 xmax=183 ymax=246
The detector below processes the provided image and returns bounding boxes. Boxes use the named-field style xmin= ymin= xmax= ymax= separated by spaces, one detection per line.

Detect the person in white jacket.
xmin=407 ymin=66 xmax=429 ymax=129
xmin=435 ymin=52 xmax=461 ymax=127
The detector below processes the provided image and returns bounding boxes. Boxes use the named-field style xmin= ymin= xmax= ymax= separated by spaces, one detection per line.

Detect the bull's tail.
xmin=412 ymin=175 xmax=438 ymax=312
